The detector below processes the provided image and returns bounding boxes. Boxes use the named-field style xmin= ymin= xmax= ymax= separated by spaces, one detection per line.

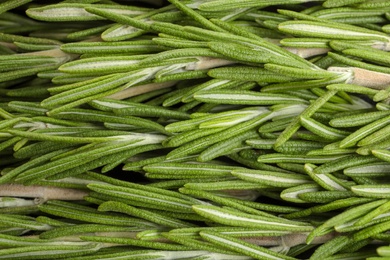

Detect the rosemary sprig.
xmin=2 ymin=1 xmax=390 ymax=259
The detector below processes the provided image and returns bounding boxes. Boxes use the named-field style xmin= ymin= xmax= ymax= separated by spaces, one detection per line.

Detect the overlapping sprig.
xmin=1 ymin=0 xmax=390 ymax=259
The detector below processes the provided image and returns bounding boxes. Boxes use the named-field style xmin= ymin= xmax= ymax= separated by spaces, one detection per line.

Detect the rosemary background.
xmin=1 ymin=0 xmax=390 ymax=259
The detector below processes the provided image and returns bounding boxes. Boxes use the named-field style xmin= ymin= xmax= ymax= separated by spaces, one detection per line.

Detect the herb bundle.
xmin=1 ymin=0 xmax=390 ymax=259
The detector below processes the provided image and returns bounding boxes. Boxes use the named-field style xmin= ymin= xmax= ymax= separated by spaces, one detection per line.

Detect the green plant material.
xmin=192 ymin=204 xmax=314 ymax=232
xmin=306 ymin=199 xmax=387 ymax=243
xmin=2 ymin=1 xmax=390 ymax=259
xmin=200 ymin=231 xmax=297 ymax=260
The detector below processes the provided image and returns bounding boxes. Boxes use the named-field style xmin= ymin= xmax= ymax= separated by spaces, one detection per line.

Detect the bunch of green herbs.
xmin=1 ymin=0 xmax=390 ymax=259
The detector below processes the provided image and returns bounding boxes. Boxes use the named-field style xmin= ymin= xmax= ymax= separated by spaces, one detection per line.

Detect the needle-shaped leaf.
xmin=167 ymin=112 xmax=272 ymax=159
xmin=306 ymin=199 xmax=387 ymax=243
xmin=90 ymin=98 xmax=190 ymax=120
xmin=194 ymin=90 xmax=307 ymax=105
xmin=285 ymin=197 xmax=372 ymax=219
xmin=199 ymin=231 xmax=297 ymax=260
xmin=0 ymin=233 xmax=94 ymax=247
xmin=280 ymin=38 xmax=329 ymax=48
xmin=280 ymin=184 xmax=321 ymax=203
xmin=264 ymin=63 xmax=337 ymax=80
xmin=0 ymin=214 xmax=51 ymax=231
xmin=26 ymin=4 xmax=150 ymax=22
xmin=0 ymin=243 xmax=101 ymax=260
xmin=328 ymin=54 xmax=390 ymax=77
xmin=184 ymin=180 xmax=268 ymax=191
xmin=344 ymin=162 xmax=390 ymax=177
xmin=87 ymin=183 xmax=194 ymax=213
xmin=179 ymin=187 xmax=273 ymax=217
xmin=299 ymin=116 xmax=348 ymax=141
xmin=58 ymin=56 xmax=148 ymax=75
xmin=339 ymin=115 xmax=390 ymax=148
xmin=165 ymin=108 xmax=266 ymax=133
xmin=352 ymin=220 xmax=390 ymax=242
xmin=275 ymin=89 xmax=338 ymax=147
xmin=43 ymin=68 xmax=162 ymax=110
xmin=144 ymin=162 xmax=241 ymax=179
xmin=343 ymin=48 xmax=390 ymax=67
xmin=231 ymin=168 xmax=311 ymax=188
xmin=39 ymin=200 xmax=157 ymax=227
xmin=378 ymin=246 xmax=390 ymax=257
xmin=313 ymin=154 xmax=379 ymax=175
xmin=80 ymin=235 xmax=190 ymax=251
xmin=257 ymin=154 xmax=347 ymax=164
xmin=358 ymin=0 xmax=390 ymax=8
xmin=208 ymin=41 xmax=304 ymax=69
xmin=167 ymin=0 xmax=225 ymax=32
xmin=98 ymin=201 xmax=195 ymax=228
xmin=351 ymin=184 xmax=390 ymax=199
xmin=14 ymin=139 xmax=146 ymax=183
xmin=162 ymin=232 xmax=234 ymax=254
xmin=329 ymin=109 xmax=390 ymax=128
xmin=39 ymin=224 xmax=141 ymax=240
xmin=52 ymin=108 xmax=169 ymax=134
xmin=61 ymin=41 xmax=159 ymax=55
xmin=192 ymin=205 xmax=313 ymax=232
xmin=197 ymin=130 xmax=255 ymax=162
xmin=7 ymin=129 xmax=115 ymax=144
xmin=100 ymin=23 xmax=146 ymax=42
xmin=0 ymin=0 xmax=32 ymax=15
xmin=322 ymin=0 xmax=366 ymax=7
xmin=309 ymin=235 xmax=351 ymax=260
xmin=208 ymin=66 xmax=295 ymax=82
xmin=85 ymin=7 xmax=153 ymax=31
xmin=163 ymin=128 xmax=224 ymax=148
xmin=181 ymin=79 xmax=238 ymax=103
xmin=278 ymin=20 xmax=390 ymax=42
xmin=297 ymin=190 xmax=357 ymax=204
xmin=354 ymin=200 xmax=390 ymax=226
xmin=304 ymin=163 xmax=350 ymax=191
xmin=358 ymin=124 xmax=390 ymax=147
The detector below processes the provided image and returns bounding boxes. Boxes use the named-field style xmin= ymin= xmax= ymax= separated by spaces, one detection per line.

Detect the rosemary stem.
xmin=0 ymin=184 xmax=88 ymax=202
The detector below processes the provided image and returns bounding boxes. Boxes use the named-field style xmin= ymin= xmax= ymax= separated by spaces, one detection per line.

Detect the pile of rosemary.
xmin=1 ymin=0 xmax=390 ymax=259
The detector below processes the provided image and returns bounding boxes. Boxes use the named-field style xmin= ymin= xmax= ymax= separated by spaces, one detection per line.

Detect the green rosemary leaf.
xmin=0 ymin=243 xmax=101 ymax=260
xmin=144 ymin=162 xmax=241 ymax=178
xmin=281 ymin=184 xmax=322 ymax=204
xmin=299 ymin=116 xmax=348 ymax=141
xmin=208 ymin=66 xmax=295 ymax=82
xmin=278 ymin=20 xmax=390 ymax=42
xmin=344 ymin=162 xmax=390 ymax=177
xmin=322 ymin=0 xmax=366 ymax=8
xmin=310 ymin=235 xmax=351 ymax=260
xmin=166 ymin=112 xmax=272 ymax=159
xmin=351 ymin=184 xmax=390 ymax=199
xmin=39 ymin=224 xmax=140 ymax=240
xmin=275 ymin=89 xmax=338 ymax=147
xmin=39 ymin=200 xmax=157 ymax=227
xmin=168 ymin=0 xmax=225 ymax=33
xmin=194 ymin=90 xmax=307 ymax=105
xmin=200 ymin=231 xmax=297 ymax=260
xmin=27 ymin=4 xmax=150 ymax=22
xmin=306 ymin=199 xmax=387 ymax=243
xmin=98 ymin=201 xmax=195 ymax=228
xmin=192 ymin=204 xmax=314 ymax=232
xmin=80 ymin=235 xmax=190 ymax=251
xmin=339 ymin=115 xmax=390 ymax=148
xmin=61 ymin=40 xmax=161 ymax=55
xmin=231 ymin=168 xmax=311 ymax=188
xmin=264 ymin=63 xmax=337 ymax=80
xmin=87 ymin=183 xmax=194 ymax=213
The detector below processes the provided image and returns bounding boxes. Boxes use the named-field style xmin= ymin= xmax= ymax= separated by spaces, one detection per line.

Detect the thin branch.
xmin=0 ymin=184 xmax=88 ymax=202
